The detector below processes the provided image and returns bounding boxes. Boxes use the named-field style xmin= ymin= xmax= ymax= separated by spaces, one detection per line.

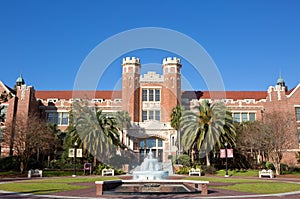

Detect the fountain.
xmin=132 ymin=149 xmax=168 ymax=180
xmin=95 ymin=149 xmax=209 ymax=196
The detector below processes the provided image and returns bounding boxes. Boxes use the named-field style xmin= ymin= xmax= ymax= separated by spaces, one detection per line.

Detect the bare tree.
xmin=4 ymin=113 xmax=55 ymax=173
xmin=262 ymin=111 xmax=297 ymax=175
xmin=236 ymin=121 xmax=265 ymax=165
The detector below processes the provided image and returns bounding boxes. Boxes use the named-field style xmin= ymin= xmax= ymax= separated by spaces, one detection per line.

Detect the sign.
xmin=76 ymin=149 xmax=82 ymax=157
xmin=220 ymin=149 xmax=234 ymax=158
xmin=69 ymin=148 xmax=75 ymax=158
xmin=68 ymin=148 xmax=83 ymax=158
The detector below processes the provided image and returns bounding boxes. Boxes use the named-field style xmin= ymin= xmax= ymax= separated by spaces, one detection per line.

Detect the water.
xmin=110 ymin=184 xmax=191 ymax=194
xmin=132 ymin=149 xmax=169 ymax=180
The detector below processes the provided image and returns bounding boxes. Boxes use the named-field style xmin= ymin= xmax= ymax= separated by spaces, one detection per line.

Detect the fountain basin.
xmin=95 ymin=179 xmax=209 ymax=196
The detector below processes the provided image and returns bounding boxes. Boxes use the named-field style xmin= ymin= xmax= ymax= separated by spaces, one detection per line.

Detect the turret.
xmin=121 ymin=57 xmax=141 ymax=122
xmin=161 ymin=57 xmax=182 ymax=122
xmin=16 ymin=74 xmax=25 ymax=87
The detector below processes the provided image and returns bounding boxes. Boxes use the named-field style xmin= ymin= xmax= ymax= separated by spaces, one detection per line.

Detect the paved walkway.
xmin=1 ymin=175 xmax=300 ymax=199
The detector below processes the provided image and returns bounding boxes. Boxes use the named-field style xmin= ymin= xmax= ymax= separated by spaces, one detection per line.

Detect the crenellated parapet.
xmin=122 ymin=57 xmax=141 ymax=66
xmin=162 ymin=57 xmax=181 ymax=66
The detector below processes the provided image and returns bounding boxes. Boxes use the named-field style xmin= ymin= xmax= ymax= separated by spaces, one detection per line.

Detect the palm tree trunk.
xmin=191 ymin=149 xmax=195 ymax=164
xmin=206 ymin=152 xmax=211 ymax=166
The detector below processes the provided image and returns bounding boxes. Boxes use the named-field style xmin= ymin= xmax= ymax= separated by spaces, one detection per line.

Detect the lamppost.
xmin=225 ymin=142 xmax=229 ymax=177
xmin=73 ymin=141 xmax=78 ymax=177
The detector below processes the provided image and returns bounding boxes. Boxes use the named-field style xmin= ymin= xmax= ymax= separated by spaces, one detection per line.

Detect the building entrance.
xmin=139 ymin=137 xmax=163 ymax=163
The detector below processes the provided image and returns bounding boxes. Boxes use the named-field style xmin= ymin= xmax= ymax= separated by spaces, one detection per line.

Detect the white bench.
xmin=28 ymin=169 xmax=43 ymax=178
xmin=102 ymin=168 xmax=114 ymax=176
xmin=259 ymin=169 xmax=274 ymax=178
xmin=189 ymin=168 xmax=201 ymax=176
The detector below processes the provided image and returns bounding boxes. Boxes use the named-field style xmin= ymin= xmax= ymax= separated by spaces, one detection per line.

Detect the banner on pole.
xmin=220 ymin=149 xmax=234 ymax=158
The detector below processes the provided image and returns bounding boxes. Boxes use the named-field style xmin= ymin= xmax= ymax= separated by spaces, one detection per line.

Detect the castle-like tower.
xmin=121 ymin=57 xmax=141 ymax=122
xmin=121 ymin=57 xmax=182 ymax=123
xmin=161 ymin=57 xmax=182 ymax=122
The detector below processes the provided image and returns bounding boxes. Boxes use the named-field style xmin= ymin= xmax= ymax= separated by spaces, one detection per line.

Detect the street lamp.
xmin=72 ymin=141 xmax=78 ymax=177
xmin=225 ymin=142 xmax=229 ymax=177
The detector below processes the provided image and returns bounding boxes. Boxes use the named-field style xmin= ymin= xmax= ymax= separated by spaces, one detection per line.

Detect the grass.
xmin=216 ymin=182 xmax=300 ymax=194
xmin=185 ymin=176 xmax=260 ymax=183
xmin=184 ymin=176 xmax=300 ymax=194
xmin=216 ymin=169 xmax=260 ymax=177
xmin=0 ymin=176 xmax=119 ymax=195
xmin=0 ymin=182 xmax=86 ymax=195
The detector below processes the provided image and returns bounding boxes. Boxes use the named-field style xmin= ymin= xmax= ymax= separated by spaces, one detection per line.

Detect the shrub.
xmin=280 ymin=163 xmax=288 ymax=173
xmin=201 ymin=165 xmax=216 ymax=175
xmin=0 ymin=156 xmax=19 ymax=171
xmin=177 ymin=154 xmax=191 ymax=167
xmin=93 ymin=163 xmax=111 ymax=175
xmin=265 ymin=162 xmax=275 ymax=170
xmin=175 ymin=166 xmax=190 ymax=174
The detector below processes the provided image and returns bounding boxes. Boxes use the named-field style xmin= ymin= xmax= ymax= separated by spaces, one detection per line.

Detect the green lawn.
xmin=216 ymin=182 xmax=300 ymax=194
xmin=184 ymin=176 xmax=300 ymax=194
xmin=0 ymin=176 xmax=119 ymax=195
xmin=216 ymin=169 xmax=260 ymax=177
xmin=185 ymin=176 xmax=260 ymax=183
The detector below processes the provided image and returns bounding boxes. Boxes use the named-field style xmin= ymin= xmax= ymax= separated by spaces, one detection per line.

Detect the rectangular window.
xmin=249 ymin=113 xmax=256 ymax=121
xmin=155 ymin=110 xmax=160 ymax=121
xmin=295 ymin=107 xmax=300 ymax=121
xmin=157 ymin=139 xmax=163 ymax=147
xmin=149 ymin=89 xmax=154 ymax=101
xmin=155 ymin=89 xmax=160 ymax=101
xmin=142 ymin=110 xmax=147 ymax=122
xmin=47 ymin=112 xmax=69 ymax=125
xmin=61 ymin=113 xmax=69 ymax=125
xmin=149 ymin=110 xmax=154 ymax=120
xmin=139 ymin=140 xmax=145 ymax=148
xmin=142 ymin=89 xmax=147 ymax=101
xmin=241 ymin=113 xmax=248 ymax=122
xmin=233 ymin=113 xmax=240 ymax=123
xmin=47 ymin=112 xmax=59 ymax=124
xmin=298 ymin=129 xmax=300 ymax=143
xmin=146 ymin=138 xmax=156 ymax=148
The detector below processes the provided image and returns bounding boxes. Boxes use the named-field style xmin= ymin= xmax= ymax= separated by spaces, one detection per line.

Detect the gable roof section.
xmin=286 ymin=83 xmax=300 ymax=98
xmin=35 ymin=90 xmax=122 ymax=100
xmin=0 ymin=81 xmax=15 ymax=96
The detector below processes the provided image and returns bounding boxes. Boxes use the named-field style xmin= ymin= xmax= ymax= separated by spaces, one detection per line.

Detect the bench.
xmin=259 ymin=169 xmax=274 ymax=178
xmin=189 ymin=168 xmax=201 ymax=176
xmin=28 ymin=169 xmax=43 ymax=178
xmin=102 ymin=168 xmax=114 ymax=176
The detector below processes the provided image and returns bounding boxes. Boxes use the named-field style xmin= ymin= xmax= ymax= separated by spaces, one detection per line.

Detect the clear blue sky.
xmin=0 ymin=0 xmax=299 ymax=91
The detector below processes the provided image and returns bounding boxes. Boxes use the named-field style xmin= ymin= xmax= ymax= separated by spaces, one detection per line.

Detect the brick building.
xmin=0 ymin=57 xmax=299 ymax=164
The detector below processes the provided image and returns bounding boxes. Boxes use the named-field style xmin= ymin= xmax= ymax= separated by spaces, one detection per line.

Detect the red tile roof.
xmin=182 ymin=91 xmax=267 ymax=101
xmin=35 ymin=90 xmax=122 ymax=100
xmin=36 ymin=90 xmax=268 ymax=101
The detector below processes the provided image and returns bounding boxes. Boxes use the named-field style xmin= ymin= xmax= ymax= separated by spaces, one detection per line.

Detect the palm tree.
xmin=71 ymin=101 xmax=121 ymax=164
xmin=181 ymin=100 xmax=236 ymax=166
xmin=170 ymin=105 xmax=184 ymax=155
